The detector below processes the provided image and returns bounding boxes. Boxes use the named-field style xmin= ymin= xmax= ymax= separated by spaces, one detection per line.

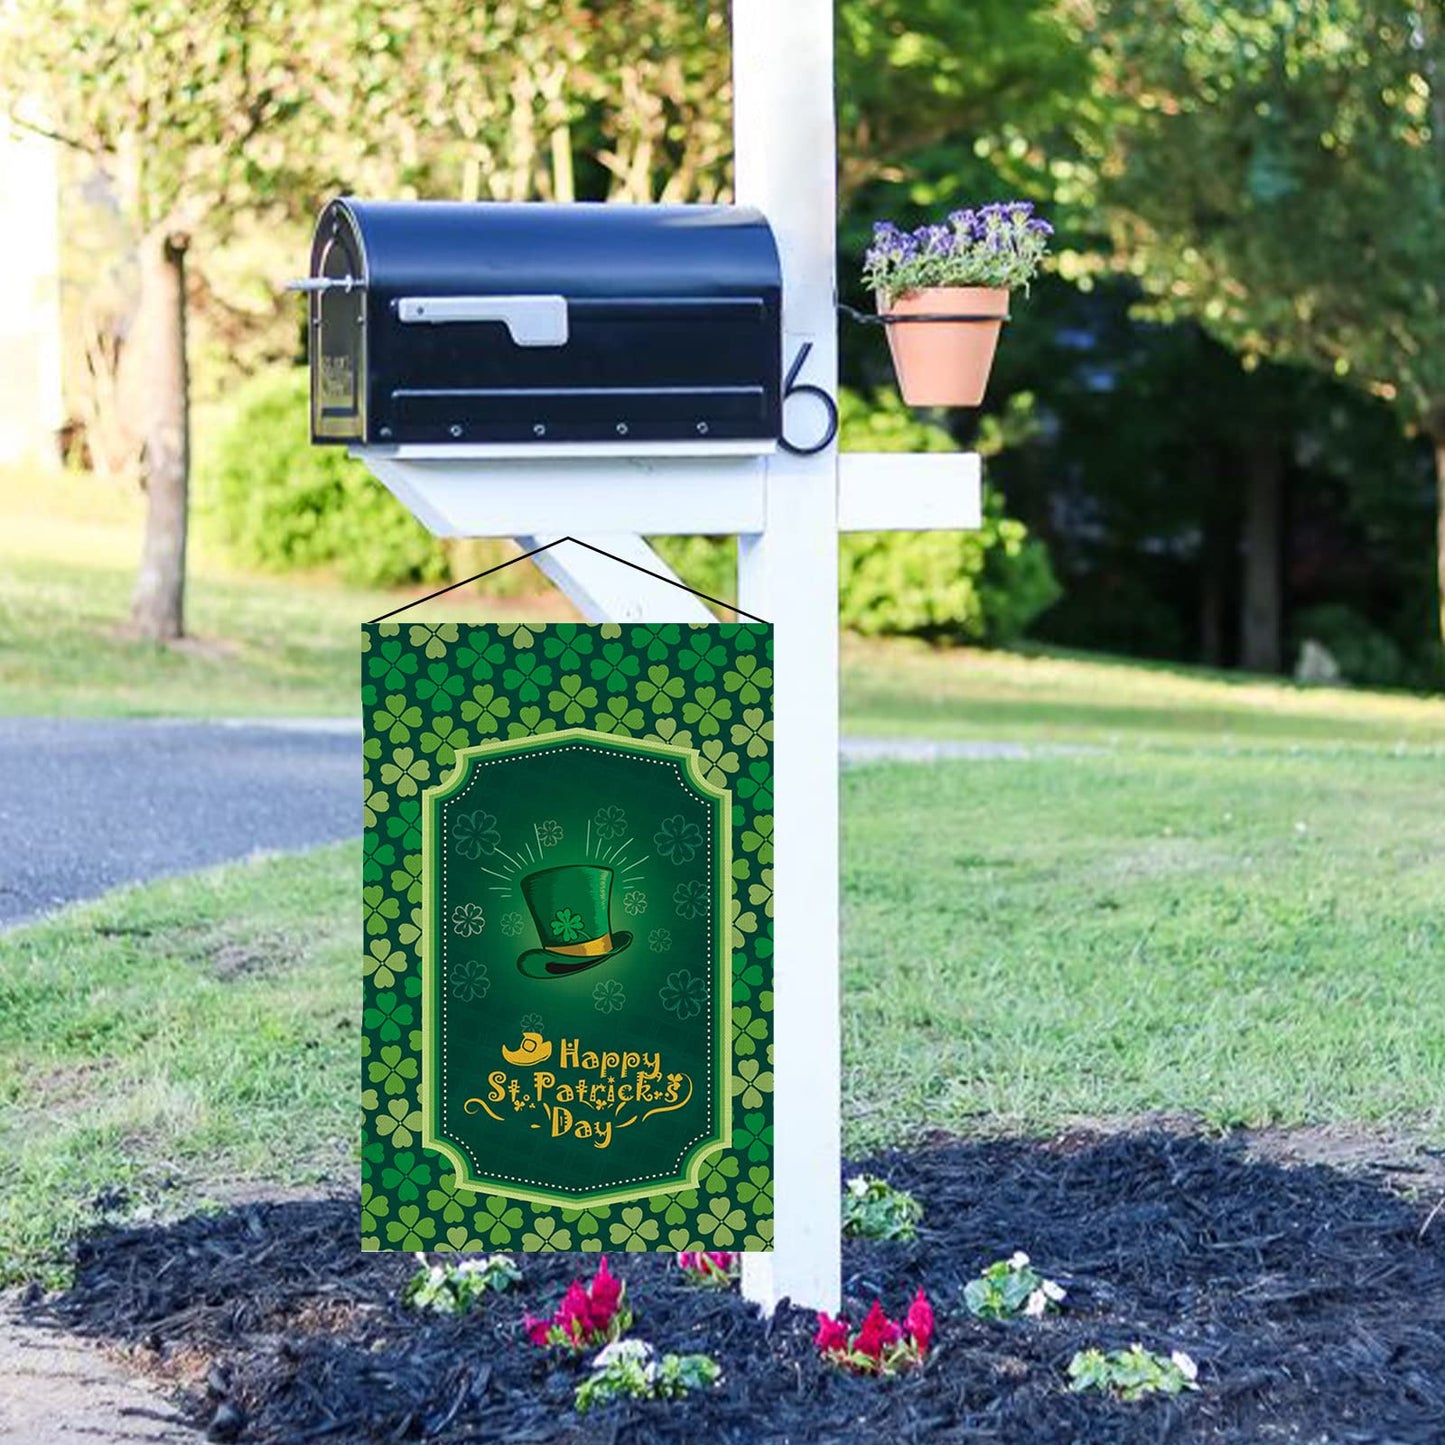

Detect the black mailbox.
xmin=305 ymin=198 xmax=783 ymax=449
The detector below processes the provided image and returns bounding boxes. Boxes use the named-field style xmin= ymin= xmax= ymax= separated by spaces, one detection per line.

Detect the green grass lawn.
xmin=0 ymin=548 xmax=562 ymax=720
xmin=842 ymin=637 xmax=1445 ymax=751
xmin=843 ymin=748 xmax=1445 ymax=1152
xmin=4 ymin=731 xmax=1442 ymax=1283
xmin=0 ymin=847 xmax=357 ymax=1285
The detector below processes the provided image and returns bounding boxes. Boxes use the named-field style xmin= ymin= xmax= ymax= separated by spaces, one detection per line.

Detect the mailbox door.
xmin=310 ymin=221 xmax=366 ymax=442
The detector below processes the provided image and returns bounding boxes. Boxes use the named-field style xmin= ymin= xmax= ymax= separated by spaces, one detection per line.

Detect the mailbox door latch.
xmin=395 ymin=294 xmax=569 ymax=347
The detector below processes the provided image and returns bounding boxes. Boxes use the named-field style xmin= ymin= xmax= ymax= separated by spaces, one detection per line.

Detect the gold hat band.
xmin=546 ymin=933 xmax=613 ymax=958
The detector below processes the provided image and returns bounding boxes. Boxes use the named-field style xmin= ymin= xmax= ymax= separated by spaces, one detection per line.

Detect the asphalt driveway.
xmin=0 ymin=719 xmax=361 ymax=928
xmin=0 ymin=719 xmax=1067 ymax=929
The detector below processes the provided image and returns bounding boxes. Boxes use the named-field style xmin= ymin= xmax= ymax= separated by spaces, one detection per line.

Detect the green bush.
xmin=198 ymin=368 xmax=452 ymax=588
xmin=835 ymin=389 xmax=1059 ymax=643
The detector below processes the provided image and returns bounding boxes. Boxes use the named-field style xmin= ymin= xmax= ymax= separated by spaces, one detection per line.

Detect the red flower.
xmin=814 ymin=1312 xmax=850 ymax=1353
xmin=557 ymin=1280 xmax=591 ymax=1334
xmin=587 ymin=1257 xmax=622 ymax=1327
xmin=852 ymin=1300 xmax=902 ymax=1360
xmin=527 ymin=1258 xmax=631 ymax=1353
xmin=905 ymin=1288 xmax=934 ymax=1355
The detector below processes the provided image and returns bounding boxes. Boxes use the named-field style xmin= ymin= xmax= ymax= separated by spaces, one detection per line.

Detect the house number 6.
xmin=779 ymin=341 xmax=840 ymax=456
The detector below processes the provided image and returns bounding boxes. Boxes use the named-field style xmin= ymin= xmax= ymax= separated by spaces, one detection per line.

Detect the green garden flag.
xmin=362 ymin=621 xmax=774 ymax=1252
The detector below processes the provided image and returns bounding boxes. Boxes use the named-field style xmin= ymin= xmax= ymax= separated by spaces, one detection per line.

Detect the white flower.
xmin=1043 ymin=1279 xmax=1067 ymax=1302
xmin=592 ymin=1339 xmax=654 ymax=1371
xmin=846 ymin=1175 xmax=868 ymax=1197
xmin=1024 ymin=1288 xmax=1049 ymax=1318
xmin=1171 ymin=1351 xmax=1199 ymax=1384
xmin=1008 ymin=1250 xmax=1031 ymax=1270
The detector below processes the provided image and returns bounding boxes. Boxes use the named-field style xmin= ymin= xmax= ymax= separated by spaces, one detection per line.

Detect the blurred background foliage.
xmin=5 ymin=0 xmax=1441 ymax=685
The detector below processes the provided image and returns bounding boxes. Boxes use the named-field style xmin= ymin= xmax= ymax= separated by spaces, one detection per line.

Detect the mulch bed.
xmin=37 ymin=1132 xmax=1445 ymax=1443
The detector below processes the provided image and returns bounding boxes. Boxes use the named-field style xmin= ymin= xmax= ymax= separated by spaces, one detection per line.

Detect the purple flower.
xmin=915 ymin=223 xmax=954 ymax=255
xmin=1029 ymin=219 xmax=1054 ymax=236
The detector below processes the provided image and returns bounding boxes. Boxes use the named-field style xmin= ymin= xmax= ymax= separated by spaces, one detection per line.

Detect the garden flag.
xmin=362 ymin=621 xmax=774 ymax=1252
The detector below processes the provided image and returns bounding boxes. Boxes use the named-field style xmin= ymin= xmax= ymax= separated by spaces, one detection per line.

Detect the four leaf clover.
xmin=608 ymin=1206 xmax=661 ymax=1250
xmin=673 ymin=880 xmax=709 ymax=919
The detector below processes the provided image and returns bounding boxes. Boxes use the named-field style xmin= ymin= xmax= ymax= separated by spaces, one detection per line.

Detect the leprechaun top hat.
xmin=517 ymin=864 xmax=633 ymax=978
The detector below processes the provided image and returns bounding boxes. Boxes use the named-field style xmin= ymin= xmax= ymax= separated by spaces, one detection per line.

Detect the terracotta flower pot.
xmin=880 ymin=286 xmax=1010 ymax=407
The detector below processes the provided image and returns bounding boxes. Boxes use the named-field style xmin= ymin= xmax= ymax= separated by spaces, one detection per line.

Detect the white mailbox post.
xmin=353 ymin=0 xmax=982 ymax=1314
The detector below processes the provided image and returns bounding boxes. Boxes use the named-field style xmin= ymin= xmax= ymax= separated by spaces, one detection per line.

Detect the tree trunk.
xmin=1199 ymin=560 xmax=1225 ymax=667
xmin=1239 ymin=443 xmax=1283 ymax=673
xmin=129 ymin=230 xmax=190 ymax=642
xmin=1434 ymin=430 xmax=1445 ymax=649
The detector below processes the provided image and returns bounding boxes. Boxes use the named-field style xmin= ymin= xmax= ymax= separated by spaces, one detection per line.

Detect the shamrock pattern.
xmin=449 ymin=960 xmax=490 ymax=1002
xmin=659 ymin=968 xmax=707 ymax=1019
xmin=361 ymin=622 xmax=773 ymax=1253
xmin=593 ymin=978 xmax=627 ymax=1014
xmin=450 ymin=903 xmax=486 ymax=937
xmin=655 ymin=814 xmax=704 ymax=864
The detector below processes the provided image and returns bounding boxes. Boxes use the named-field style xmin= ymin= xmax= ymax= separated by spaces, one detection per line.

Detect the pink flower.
xmin=527 ymin=1258 xmax=631 ymax=1352
xmin=814 ymin=1312 xmax=850 ymax=1353
xmin=905 ymin=1288 xmax=934 ymax=1355
xmin=588 ymin=1257 xmax=622 ymax=1327
xmin=557 ymin=1280 xmax=591 ymax=1337
xmin=852 ymin=1300 xmax=901 ymax=1360
xmin=677 ymin=1250 xmax=737 ymax=1286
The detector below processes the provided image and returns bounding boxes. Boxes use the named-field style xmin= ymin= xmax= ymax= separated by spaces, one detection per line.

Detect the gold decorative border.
xmin=420 ymin=727 xmax=733 ymax=1209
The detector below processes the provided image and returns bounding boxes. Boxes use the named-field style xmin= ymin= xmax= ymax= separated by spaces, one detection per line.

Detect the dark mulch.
xmin=35 ymin=1132 xmax=1445 ymax=1443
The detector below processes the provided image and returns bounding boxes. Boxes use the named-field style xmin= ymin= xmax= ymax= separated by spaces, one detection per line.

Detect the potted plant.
xmin=863 ymin=203 xmax=1052 ymax=407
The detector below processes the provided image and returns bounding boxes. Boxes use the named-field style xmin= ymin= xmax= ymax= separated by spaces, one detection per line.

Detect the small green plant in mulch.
xmin=574 ymin=1340 xmax=722 ymax=1414
xmin=963 ymin=1251 xmax=1066 ymax=1320
xmin=1068 ymin=1344 xmax=1200 ymax=1400
xmin=841 ymin=1174 xmax=922 ymax=1242
xmin=402 ymin=1253 xmax=522 ymax=1315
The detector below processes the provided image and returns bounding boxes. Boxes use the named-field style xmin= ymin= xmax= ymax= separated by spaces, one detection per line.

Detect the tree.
xmin=1080 ymin=0 xmax=1445 ymax=660
xmin=0 ymin=0 xmax=325 ymax=640
xmin=835 ymin=0 xmax=1088 ymax=204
